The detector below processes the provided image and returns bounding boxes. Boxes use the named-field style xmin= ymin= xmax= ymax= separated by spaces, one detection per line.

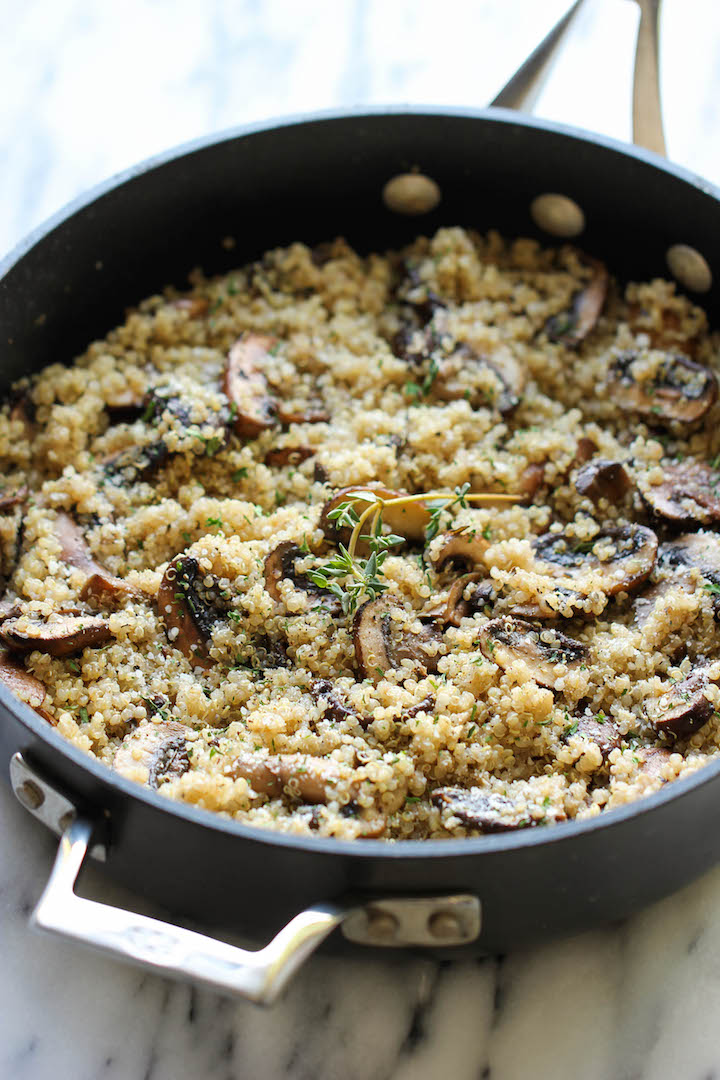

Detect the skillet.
xmin=3 ymin=36 xmax=720 ymax=1009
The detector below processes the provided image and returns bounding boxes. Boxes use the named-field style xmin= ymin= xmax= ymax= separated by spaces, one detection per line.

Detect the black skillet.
xmin=2 ymin=89 xmax=720 ymax=1004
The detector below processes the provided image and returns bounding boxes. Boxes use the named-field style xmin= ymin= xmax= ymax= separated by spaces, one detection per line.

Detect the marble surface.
xmin=4 ymin=1 xmax=720 ymax=1077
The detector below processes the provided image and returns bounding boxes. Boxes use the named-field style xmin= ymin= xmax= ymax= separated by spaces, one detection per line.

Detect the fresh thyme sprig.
xmin=307 ymin=483 xmax=522 ymax=615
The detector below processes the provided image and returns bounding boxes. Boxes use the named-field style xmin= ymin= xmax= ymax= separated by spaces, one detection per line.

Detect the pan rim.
xmin=3 ymin=104 xmax=720 ymax=863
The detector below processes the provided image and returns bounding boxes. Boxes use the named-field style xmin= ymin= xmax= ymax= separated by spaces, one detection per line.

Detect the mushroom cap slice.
xmin=637 ymin=747 xmax=673 ymax=780
xmin=231 ymin=751 xmax=345 ymax=803
xmin=114 ymin=719 xmax=190 ymax=788
xmin=353 ymin=598 xmax=442 ymax=682
xmin=479 ymin=617 xmax=587 ymax=688
xmin=264 ymin=446 xmax=315 ymax=468
xmin=0 ymin=614 xmax=112 ymax=657
xmin=608 ymin=350 xmax=717 ymax=424
xmin=224 ymin=333 xmax=278 ymax=438
xmin=545 ymin=259 xmax=608 ymax=347
xmin=320 ymin=486 xmax=431 ymax=549
xmin=566 ymin=710 xmax=622 ymax=760
xmin=440 ymin=573 xmax=495 ymax=626
xmin=575 ymin=460 xmax=633 ymax=505
xmin=263 ymin=541 xmax=340 ymax=613
xmin=432 ymin=786 xmax=565 ymax=831
xmin=103 ymin=439 xmax=170 ymax=485
xmin=660 ymin=531 xmax=720 ymax=577
xmin=431 ymin=529 xmax=490 ymax=571
xmin=645 ymin=670 xmax=714 ymax=738
xmin=55 ymin=512 xmax=139 ymax=604
xmin=533 ymin=524 xmax=658 ymax=597
xmin=432 ymin=344 xmax=525 ymax=416
xmin=0 ymin=649 xmax=54 ymax=723
xmin=158 ymin=555 xmax=229 ymax=669
xmin=641 ymin=460 xmax=720 ymax=526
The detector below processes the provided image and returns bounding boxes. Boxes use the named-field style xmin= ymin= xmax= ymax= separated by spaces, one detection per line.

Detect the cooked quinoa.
xmin=2 ymin=226 xmax=720 ymax=840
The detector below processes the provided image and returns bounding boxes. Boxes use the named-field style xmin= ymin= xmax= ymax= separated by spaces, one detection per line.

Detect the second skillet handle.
xmin=14 ymin=754 xmax=481 ymax=1005
xmin=32 ymin=816 xmax=350 ymax=1007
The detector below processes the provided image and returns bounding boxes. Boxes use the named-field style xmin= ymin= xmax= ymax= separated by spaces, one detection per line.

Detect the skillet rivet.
xmin=666 ymin=244 xmax=712 ymax=294
xmin=428 ymin=911 xmax=462 ymax=940
xmin=15 ymin=780 xmax=44 ymax=811
xmin=382 ymin=173 xmax=441 ymax=215
xmin=366 ymin=908 xmax=399 ymax=941
xmin=530 ymin=193 xmax=585 ymax=238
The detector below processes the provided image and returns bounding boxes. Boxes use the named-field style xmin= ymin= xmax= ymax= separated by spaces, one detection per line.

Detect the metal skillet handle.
xmin=491 ymin=0 xmax=666 ymax=157
xmin=32 ymin=816 xmax=349 ymax=1007
xmin=13 ymin=754 xmax=481 ymax=1006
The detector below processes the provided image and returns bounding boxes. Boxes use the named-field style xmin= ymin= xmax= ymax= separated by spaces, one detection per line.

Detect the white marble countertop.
xmin=4 ymin=1 xmax=720 ymax=1077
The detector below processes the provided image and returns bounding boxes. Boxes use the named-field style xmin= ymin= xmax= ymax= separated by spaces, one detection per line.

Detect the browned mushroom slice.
xmin=565 ymin=710 xmax=622 ymax=760
xmin=0 ymin=614 xmax=112 ymax=657
xmin=172 ymin=296 xmax=209 ymax=318
xmin=0 ymin=649 xmax=55 ymax=723
xmin=441 ymin=574 xmax=495 ymax=626
xmin=0 ymin=486 xmax=28 ymax=512
xmin=275 ymin=404 xmax=329 ymax=426
xmin=158 ymin=555 xmax=229 ymax=669
xmin=575 ymin=460 xmax=633 ymax=504
xmin=224 ymin=333 xmax=278 ymax=438
xmin=231 ymin=751 xmax=345 ymax=803
xmin=637 ymin=746 xmax=673 ymax=780
xmin=633 ymin=579 xmax=676 ymax=628
xmin=263 ymin=541 xmax=340 ymax=613
xmin=103 ymin=439 xmax=170 ymax=485
xmin=574 ymin=437 xmax=598 ymax=466
xmin=433 ymin=345 xmax=524 ymax=416
xmin=432 ymin=786 xmax=564 ymax=831
xmin=353 ymin=598 xmax=443 ymax=682
xmin=320 ymin=486 xmax=431 ymax=549
xmin=519 ymin=463 xmax=545 ymax=501
xmin=54 ymin=513 xmax=138 ymax=605
xmin=545 ymin=260 xmax=608 ymax=346
xmin=645 ymin=670 xmax=714 ymax=738
xmin=431 ymin=528 xmax=490 ymax=571
xmin=608 ymin=351 xmax=717 ymax=424
xmin=312 ymin=679 xmax=361 ymax=725
xmin=114 ymin=719 xmax=190 ymax=788
xmin=479 ymin=617 xmax=586 ymax=688
xmin=533 ymin=525 xmax=658 ymax=597
xmin=264 ymin=445 xmax=315 ymax=468
xmin=641 ymin=460 xmax=720 ymax=526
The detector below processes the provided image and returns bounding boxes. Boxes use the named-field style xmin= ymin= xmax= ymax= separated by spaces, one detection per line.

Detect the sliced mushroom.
xmin=640 ymin=460 xmax=720 ymax=526
xmin=0 ymin=486 xmax=28 ymax=512
xmin=645 ymin=669 xmax=714 ymax=738
xmin=0 ymin=614 xmax=112 ymax=657
xmin=432 ymin=786 xmax=564 ymax=831
xmin=353 ymin=598 xmax=443 ymax=682
xmin=574 ymin=437 xmax=598 ymax=466
xmin=479 ymin=617 xmax=587 ymax=688
xmin=519 ymin=463 xmax=546 ymax=501
xmin=103 ymin=439 xmax=170 ymax=485
xmin=565 ymin=709 xmax=622 ymax=760
xmin=231 ymin=751 xmax=342 ymax=802
xmin=263 ymin=541 xmax=340 ymax=612
xmin=158 ymin=555 xmax=229 ymax=669
xmin=441 ymin=574 xmax=495 ymax=626
xmin=432 ymin=344 xmax=525 ymax=416
xmin=0 ymin=649 xmax=54 ymax=723
xmin=276 ymin=404 xmax=329 ymax=426
xmin=431 ymin=528 xmax=490 ymax=571
xmin=172 ymin=296 xmax=209 ymax=318
xmin=654 ymin=531 xmax=720 ymax=620
xmin=637 ymin=746 xmax=673 ymax=780
xmin=113 ymin=719 xmax=190 ymax=788
xmin=608 ymin=351 xmax=717 ymax=424
xmin=545 ymin=259 xmax=608 ymax=347
xmin=312 ymin=679 xmax=361 ymax=725
xmin=54 ymin=513 xmax=139 ymax=605
xmin=224 ymin=333 xmax=278 ymax=438
xmin=533 ymin=525 xmax=658 ymax=597
xmin=575 ymin=460 xmax=633 ymax=504
xmin=264 ymin=445 xmax=315 ymax=468
xmin=320 ymin=486 xmax=430 ymax=549
xmin=633 ymin=579 xmax=676 ymax=628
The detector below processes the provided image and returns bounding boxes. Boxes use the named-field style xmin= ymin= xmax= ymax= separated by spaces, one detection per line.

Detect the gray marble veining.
xmin=4 ymin=1 xmax=720 ymax=1077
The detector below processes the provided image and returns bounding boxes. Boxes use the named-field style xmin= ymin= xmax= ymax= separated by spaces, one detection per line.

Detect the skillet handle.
xmin=31 ymin=815 xmax=351 ymax=1007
